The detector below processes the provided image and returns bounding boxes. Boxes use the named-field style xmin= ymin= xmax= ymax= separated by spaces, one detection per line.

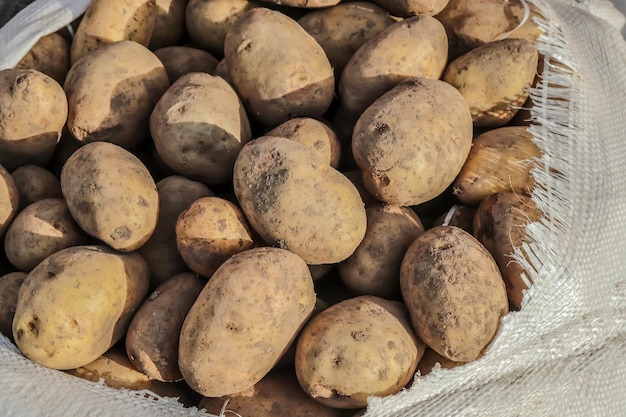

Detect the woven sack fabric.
xmin=1 ymin=0 xmax=626 ymax=416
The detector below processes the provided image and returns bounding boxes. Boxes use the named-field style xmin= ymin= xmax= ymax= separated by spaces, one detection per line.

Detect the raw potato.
xmin=453 ymin=126 xmax=541 ymax=205
xmin=126 ymin=272 xmax=206 ymax=381
xmin=432 ymin=204 xmax=476 ymax=234
xmin=175 ymin=197 xmax=255 ymax=278
xmin=373 ymin=0 xmax=451 ymax=16
xmin=64 ymin=40 xmax=170 ymax=149
xmin=179 ymin=247 xmax=316 ymax=397
xmin=0 ymin=272 xmax=26 ymax=341
xmin=11 ymin=165 xmax=63 ymax=210
xmin=258 ymin=0 xmax=340 ymax=6
xmin=233 ymin=136 xmax=367 ymax=265
xmin=400 ymin=226 xmax=508 ymax=362
xmin=0 ymin=69 xmax=68 ymax=171
xmin=443 ymin=38 xmax=539 ymax=127
xmin=295 ymin=295 xmax=424 ymax=409
xmin=339 ymin=204 xmax=425 ymax=298
xmin=70 ymin=0 xmax=157 ymax=64
xmin=150 ymin=72 xmax=251 ymax=185
xmin=339 ymin=15 xmax=448 ymax=115
xmin=153 ymin=46 xmax=219 ymax=83
xmin=224 ymin=8 xmax=335 ymax=126
xmin=352 ymin=78 xmax=473 ymax=206
xmin=4 ymin=198 xmax=87 ymax=272
xmin=298 ymin=2 xmax=394 ymax=74
xmin=266 ymin=117 xmax=341 ymax=168
xmin=138 ymin=176 xmax=213 ymax=288
xmin=149 ymin=0 xmax=188 ymax=49
xmin=60 ymin=142 xmax=159 ymax=252
xmin=1 ymin=165 xmax=19 ymax=238
xmin=12 ymin=245 xmax=150 ymax=370
xmin=213 ymin=59 xmax=232 ymax=85
xmin=473 ymin=192 xmax=542 ymax=310
xmin=15 ymin=33 xmax=70 ymax=85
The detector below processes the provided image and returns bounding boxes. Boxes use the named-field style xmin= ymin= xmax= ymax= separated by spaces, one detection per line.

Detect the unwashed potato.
xmin=11 ymin=165 xmax=63 ymax=210
xmin=150 ymin=72 xmax=251 ymax=185
xmin=60 ymin=141 xmax=159 ymax=252
xmin=400 ymin=226 xmax=508 ymax=362
xmin=179 ymin=247 xmax=316 ymax=397
xmin=213 ymin=58 xmax=232 ymax=85
xmin=339 ymin=15 xmax=448 ymax=115
xmin=224 ymin=8 xmax=335 ymax=126
xmin=258 ymin=0 xmax=340 ymax=6
xmin=175 ymin=196 xmax=255 ymax=278
xmin=12 ymin=245 xmax=150 ymax=370
xmin=0 ymin=164 xmax=20 ymax=237
xmin=373 ymin=0 xmax=451 ymax=16
xmin=233 ymin=136 xmax=367 ymax=265
xmin=453 ymin=126 xmax=541 ymax=205
xmin=15 ymin=33 xmax=70 ymax=85
xmin=0 ymin=69 xmax=68 ymax=171
xmin=149 ymin=0 xmax=188 ymax=49
xmin=126 ymin=272 xmax=206 ymax=381
xmin=473 ymin=192 xmax=542 ymax=310
xmin=442 ymin=38 xmax=539 ymax=128
xmin=295 ymin=295 xmax=424 ymax=409
xmin=432 ymin=204 xmax=476 ymax=234
xmin=352 ymin=78 xmax=473 ymax=206
xmin=64 ymin=40 xmax=170 ymax=149
xmin=0 ymin=272 xmax=26 ymax=341
xmin=153 ymin=46 xmax=219 ymax=83
xmin=70 ymin=0 xmax=157 ymax=64
xmin=339 ymin=204 xmax=424 ymax=298
xmin=4 ymin=198 xmax=87 ymax=272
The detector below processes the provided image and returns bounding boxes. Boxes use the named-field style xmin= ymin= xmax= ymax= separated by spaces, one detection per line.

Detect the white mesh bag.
xmin=1 ymin=0 xmax=626 ymax=416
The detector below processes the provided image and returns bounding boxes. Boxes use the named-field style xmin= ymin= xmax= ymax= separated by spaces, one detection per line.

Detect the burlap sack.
xmin=1 ymin=0 xmax=625 ymax=416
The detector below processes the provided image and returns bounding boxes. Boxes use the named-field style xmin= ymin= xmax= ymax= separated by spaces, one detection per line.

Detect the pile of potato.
xmin=0 ymin=0 xmax=547 ymax=414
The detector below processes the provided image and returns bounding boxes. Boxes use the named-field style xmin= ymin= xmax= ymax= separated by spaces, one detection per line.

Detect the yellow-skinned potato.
xmin=297 ymin=2 xmax=394 ymax=75
xmin=373 ymin=0 xmax=451 ymax=16
xmin=224 ymin=8 xmax=335 ymax=126
xmin=295 ymin=295 xmax=424 ymax=409
xmin=453 ymin=126 xmax=541 ymax=206
xmin=473 ymin=192 xmax=542 ymax=310
xmin=150 ymin=72 xmax=251 ymax=186
xmin=4 ymin=198 xmax=87 ymax=272
xmin=70 ymin=0 xmax=157 ymax=64
xmin=257 ymin=0 xmax=340 ymax=6
xmin=149 ymin=0 xmax=188 ymax=49
xmin=175 ymin=197 xmax=255 ymax=278
xmin=339 ymin=15 xmax=448 ymax=115
xmin=442 ymin=38 xmax=539 ymax=128
xmin=11 ymin=165 xmax=62 ymax=210
xmin=352 ymin=78 xmax=473 ymax=206
xmin=233 ymin=136 xmax=366 ymax=265
xmin=0 ymin=69 xmax=67 ymax=171
xmin=0 ymin=164 xmax=19 ymax=237
xmin=64 ymin=40 xmax=170 ymax=149
xmin=60 ymin=142 xmax=159 ymax=252
xmin=0 ymin=272 xmax=26 ymax=341
xmin=12 ymin=245 xmax=150 ymax=370
xmin=400 ymin=226 xmax=508 ymax=362
xmin=153 ymin=46 xmax=219 ymax=83
xmin=266 ymin=117 xmax=341 ymax=168
xmin=15 ymin=33 xmax=70 ymax=85
xmin=179 ymin=247 xmax=316 ymax=397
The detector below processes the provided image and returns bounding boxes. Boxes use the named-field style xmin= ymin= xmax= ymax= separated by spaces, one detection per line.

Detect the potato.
xmin=60 ymin=141 xmax=159 ymax=252
xmin=339 ymin=204 xmax=424 ymax=298
xmin=12 ymin=245 xmax=149 ymax=370
xmin=0 ymin=164 xmax=19 ymax=237
xmin=126 ymin=272 xmax=205 ymax=381
xmin=150 ymin=72 xmax=251 ymax=185
xmin=373 ymin=0 xmax=451 ymax=16
xmin=400 ymin=225 xmax=508 ymax=362
xmin=295 ymin=295 xmax=424 ymax=409
xmin=15 ymin=33 xmax=70 ymax=85
xmin=298 ymin=2 xmax=394 ymax=75
xmin=11 ymin=165 xmax=63 ymax=210
xmin=175 ymin=196 xmax=255 ymax=278
xmin=153 ymin=46 xmax=219 ymax=83
xmin=266 ymin=117 xmax=340 ymax=168
xmin=179 ymin=247 xmax=316 ymax=397
xmin=432 ymin=204 xmax=476 ymax=234
xmin=70 ymin=0 xmax=157 ymax=64
xmin=258 ymin=0 xmax=340 ymax=7
xmin=213 ymin=58 xmax=233 ymax=85
xmin=473 ymin=192 xmax=542 ymax=310
xmin=442 ymin=38 xmax=539 ymax=128
xmin=199 ymin=370 xmax=343 ymax=417
xmin=352 ymin=78 xmax=473 ymax=206
xmin=4 ymin=198 xmax=87 ymax=272
xmin=0 ymin=272 xmax=26 ymax=341
xmin=339 ymin=15 xmax=448 ymax=115
xmin=224 ymin=8 xmax=335 ymax=126
xmin=64 ymin=40 xmax=170 ymax=149
xmin=233 ymin=136 xmax=366 ymax=265
xmin=149 ymin=0 xmax=188 ymax=49
xmin=0 ymin=69 xmax=67 ymax=171
xmin=138 ymin=176 xmax=213 ymax=288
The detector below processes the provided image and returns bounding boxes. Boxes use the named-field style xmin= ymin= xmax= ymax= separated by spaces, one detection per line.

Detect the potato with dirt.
xmin=0 ymin=272 xmax=26 ymax=341
xmin=11 ymin=165 xmax=62 ymax=210
xmin=0 ymin=164 xmax=19 ymax=238
xmin=149 ymin=0 xmax=188 ymax=49
xmin=153 ymin=46 xmax=219 ymax=83
xmin=15 ymin=33 xmax=70 ymax=85
xmin=373 ymin=0 xmax=451 ymax=16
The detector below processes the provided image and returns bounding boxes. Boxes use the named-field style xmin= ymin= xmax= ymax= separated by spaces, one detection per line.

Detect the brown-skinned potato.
xmin=11 ymin=165 xmax=62 ymax=210
xmin=0 ymin=164 xmax=19 ymax=238
xmin=0 ymin=272 xmax=26 ymax=342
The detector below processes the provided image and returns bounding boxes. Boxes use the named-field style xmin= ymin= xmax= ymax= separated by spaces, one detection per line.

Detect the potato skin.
xmin=179 ymin=247 xmax=316 ymax=397
xmin=15 ymin=33 xmax=70 ymax=85
xmin=400 ymin=226 xmax=508 ymax=362
xmin=0 ymin=165 xmax=19 ymax=238
xmin=60 ymin=142 xmax=159 ymax=252
xmin=149 ymin=0 xmax=188 ymax=49
xmin=153 ymin=46 xmax=219 ymax=83
xmin=12 ymin=245 xmax=149 ymax=370
xmin=11 ymin=165 xmax=62 ymax=210
xmin=373 ymin=0 xmax=451 ymax=16
xmin=0 ymin=272 xmax=26 ymax=341
xmin=258 ymin=0 xmax=340 ymax=6
xmin=233 ymin=136 xmax=366 ymax=264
